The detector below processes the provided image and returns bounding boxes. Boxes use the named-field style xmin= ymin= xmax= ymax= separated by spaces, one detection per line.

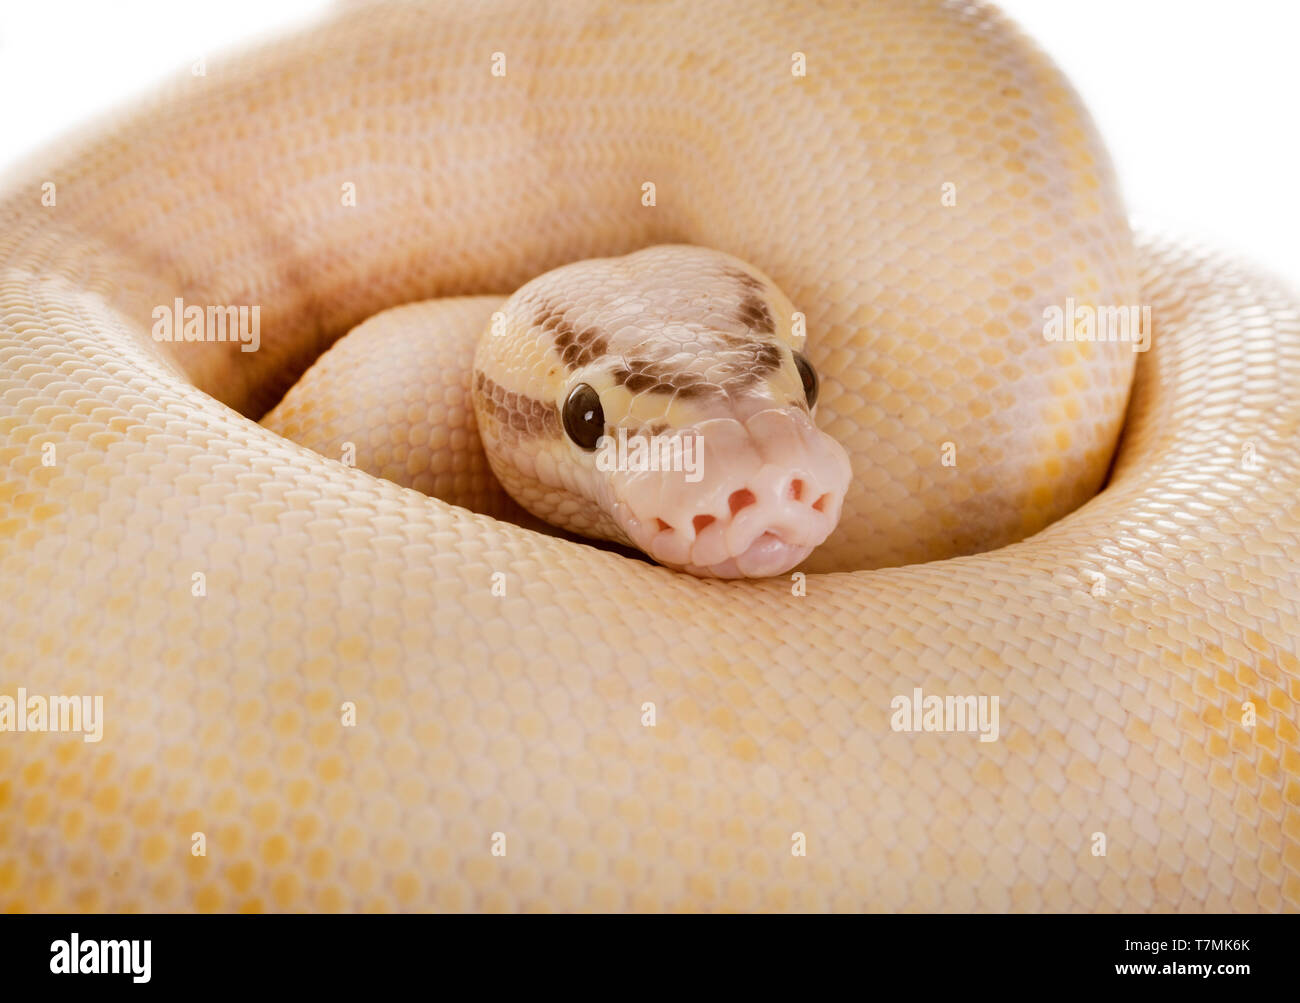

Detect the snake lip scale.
xmin=1 ymin=0 xmax=1298 ymax=913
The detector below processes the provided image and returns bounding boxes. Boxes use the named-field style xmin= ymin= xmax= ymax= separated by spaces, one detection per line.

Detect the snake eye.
xmin=562 ymin=383 xmax=605 ymax=451
xmin=793 ymin=351 xmax=819 ymax=408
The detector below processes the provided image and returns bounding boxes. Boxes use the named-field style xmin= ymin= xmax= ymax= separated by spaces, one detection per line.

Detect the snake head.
xmin=473 ymin=245 xmax=852 ymax=578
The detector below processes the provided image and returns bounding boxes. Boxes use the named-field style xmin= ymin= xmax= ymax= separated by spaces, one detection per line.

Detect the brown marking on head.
xmin=620 ymin=370 xmax=657 ymax=394
xmin=532 ymin=300 xmax=609 ymax=370
xmin=751 ymin=342 xmax=783 ymax=373
xmin=735 ymin=292 xmax=775 ymax=334
xmin=612 ymin=351 xmax=766 ymax=400
xmin=728 ymin=268 xmax=765 ymax=293
xmin=675 ymin=382 xmax=726 ymax=401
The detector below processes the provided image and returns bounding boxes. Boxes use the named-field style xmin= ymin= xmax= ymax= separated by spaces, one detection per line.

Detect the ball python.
xmin=267 ymin=245 xmax=856 ymax=579
xmin=1 ymin=0 xmax=1297 ymax=912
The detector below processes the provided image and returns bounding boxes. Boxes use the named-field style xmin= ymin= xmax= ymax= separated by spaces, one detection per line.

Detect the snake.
xmin=267 ymin=245 xmax=856 ymax=579
xmin=1 ymin=0 xmax=1297 ymax=912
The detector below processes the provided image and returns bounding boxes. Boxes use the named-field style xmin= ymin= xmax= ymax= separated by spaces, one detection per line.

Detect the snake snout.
xmin=609 ymin=408 xmax=851 ymax=578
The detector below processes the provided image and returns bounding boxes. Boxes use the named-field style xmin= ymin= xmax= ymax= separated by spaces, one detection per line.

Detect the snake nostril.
xmin=692 ymin=514 xmax=716 ymax=534
xmin=728 ymin=489 xmax=757 ymax=515
xmin=789 ymin=479 xmax=804 ymax=502
xmin=812 ymin=493 xmax=830 ymax=513
xmin=656 ymin=518 xmax=673 ymax=533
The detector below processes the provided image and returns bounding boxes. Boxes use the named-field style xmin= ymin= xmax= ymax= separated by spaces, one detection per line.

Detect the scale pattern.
xmin=261 ymin=297 xmax=521 ymax=520
xmin=0 ymin=0 xmax=1296 ymax=911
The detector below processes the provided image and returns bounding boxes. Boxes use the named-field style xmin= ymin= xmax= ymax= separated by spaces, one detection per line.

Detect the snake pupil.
xmin=563 ymin=383 xmax=605 ymax=450
xmin=794 ymin=351 xmax=819 ymax=408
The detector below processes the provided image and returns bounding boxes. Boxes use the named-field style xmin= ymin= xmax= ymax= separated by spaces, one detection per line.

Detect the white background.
xmin=0 ymin=0 xmax=1295 ymax=282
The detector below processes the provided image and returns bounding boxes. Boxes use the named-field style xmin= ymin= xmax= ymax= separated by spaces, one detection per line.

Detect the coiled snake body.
xmin=1 ymin=0 xmax=1298 ymax=911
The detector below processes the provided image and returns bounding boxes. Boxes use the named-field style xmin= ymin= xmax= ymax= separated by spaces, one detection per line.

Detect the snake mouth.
xmin=682 ymin=531 xmax=815 ymax=579
xmin=617 ymin=496 xmax=837 ymax=579
xmin=607 ymin=408 xmax=851 ymax=578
